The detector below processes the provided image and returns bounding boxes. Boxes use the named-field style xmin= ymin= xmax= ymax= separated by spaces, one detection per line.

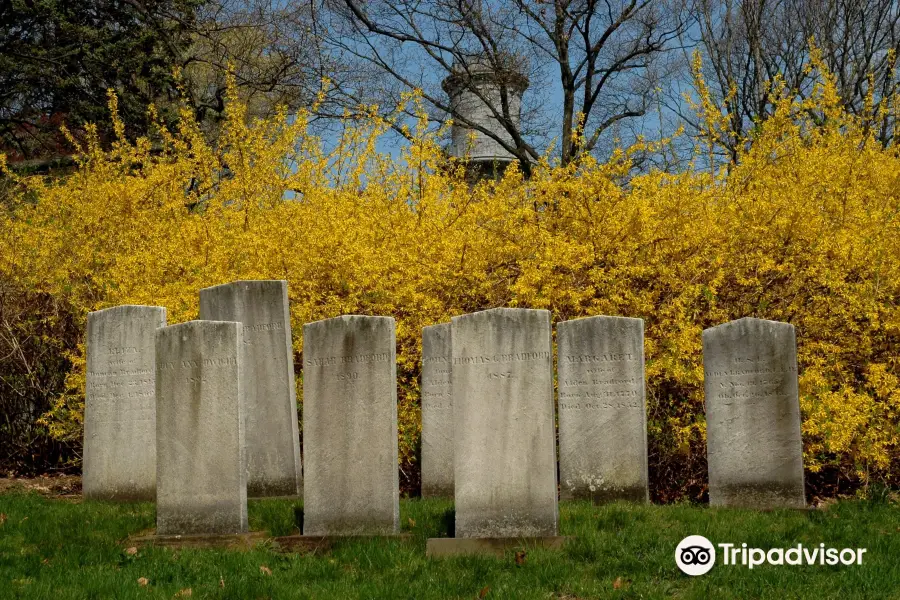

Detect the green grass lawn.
xmin=0 ymin=489 xmax=897 ymax=599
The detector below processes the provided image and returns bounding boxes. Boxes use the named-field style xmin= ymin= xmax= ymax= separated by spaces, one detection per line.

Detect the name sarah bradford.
xmin=305 ymin=352 xmax=392 ymax=367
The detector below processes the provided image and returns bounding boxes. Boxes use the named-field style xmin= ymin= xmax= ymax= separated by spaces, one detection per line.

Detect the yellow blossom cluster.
xmin=1 ymin=69 xmax=897 ymax=499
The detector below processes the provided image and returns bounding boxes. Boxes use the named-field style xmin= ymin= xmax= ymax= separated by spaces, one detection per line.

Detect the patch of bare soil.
xmin=0 ymin=474 xmax=82 ymax=499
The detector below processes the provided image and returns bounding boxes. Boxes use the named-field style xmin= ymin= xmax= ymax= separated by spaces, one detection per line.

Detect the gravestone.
xmin=199 ymin=280 xmax=302 ymax=497
xmin=703 ymin=317 xmax=805 ymax=509
xmin=421 ymin=323 xmax=453 ymax=498
xmin=302 ymin=315 xmax=399 ymax=535
xmin=557 ymin=316 xmax=649 ymax=503
xmin=156 ymin=320 xmax=248 ymax=534
xmin=84 ymin=305 xmax=166 ymax=501
xmin=451 ymin=308 xmax=558 ymax=538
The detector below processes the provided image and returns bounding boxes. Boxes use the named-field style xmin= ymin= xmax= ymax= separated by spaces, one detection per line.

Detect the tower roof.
xmin=441 ymin=54 xmax=529 ymax=96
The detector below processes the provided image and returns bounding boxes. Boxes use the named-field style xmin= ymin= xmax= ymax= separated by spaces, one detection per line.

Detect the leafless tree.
xmin=180 ymin=0 xmax=339 ymax=130
xmin=321 ymin=1 xmax=686 ymax=169
xmin=680 ymin=0 xmax=900 ymax=162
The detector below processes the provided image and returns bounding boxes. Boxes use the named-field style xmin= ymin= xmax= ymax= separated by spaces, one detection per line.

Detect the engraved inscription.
xmin=455 ymin=349 xmax=547 ymax=384
xmin=705 ymin=356 xmax=795 ymax=404
xmin=422 ymin=400 xmax=452 ymax=408
xmin=423 ymin=356 xmax=450 ymax=364
xmin=422 ymin=368 xmax=451 ymax=387
xmin=562 ymin=353 xmax=637 ymax=363
xmin=559 ymin=400 xmax=641 ymax=410
xmin=304 ymin=352 xmax=391 ymax=367
xmin=166 ymin=355 xmax=239 ymax=395
xmin=242 ymin=321 xmax=284 ymax=345
xmin=158 ymin=356 xmax=238 ymax=370
xmin=107 ymin=346 xmax=138 ymax=355
xmin=558 ymin=351 xmax=642 ymax=411
xmin=243 ymin=321 xmax=284 ymax=333
xmin=88 ymin=343 xmax=156 ymax=426
xmin=453 ymin=351 xmax=550 ymax=365
xmin=422 ymin=366 xmax=451 ymax=408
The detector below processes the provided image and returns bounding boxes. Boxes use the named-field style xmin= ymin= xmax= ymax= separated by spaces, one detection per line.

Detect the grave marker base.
xmin=127 ymin=532 xmax=414 ymax=552
xmin=272 ymin=534 xmax=413 ymax=552
xmin=128 ymin=531 xmax=268 ymax=550
xmin=426 ymin=536 xmax=571 ymax=558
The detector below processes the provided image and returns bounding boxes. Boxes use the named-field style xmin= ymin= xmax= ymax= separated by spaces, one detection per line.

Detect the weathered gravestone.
xmin=156 ymin=321 xmax=248 ymax=535
xmin=421 ymin=323 xmax=453 ymax=498
xmin=302 ymin=315 xmax=399 ymax=535
xmin=199 ymin=280 xmax=302 ymax=497
xmin=451 ymin=308 xmax=558 ymax=538
xmin=703 ymin=317 xmax=805 ymax=509
xmin=557 ymin=316 xmax=649 ymax=503
xmin=84 ymin=305 xmax=166 ymax=501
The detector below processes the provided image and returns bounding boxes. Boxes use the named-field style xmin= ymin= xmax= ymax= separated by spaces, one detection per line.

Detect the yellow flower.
xmin=3 ymin=60 xmax=898 ymax=496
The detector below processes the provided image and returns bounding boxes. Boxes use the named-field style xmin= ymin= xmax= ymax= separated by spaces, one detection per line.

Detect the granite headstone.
xmin=421 ymin=323 xmax=453 ymax=498
xmin=200 ymin=280 xmax=302 ymax=497
xmin=451 ymin=308 xmax=558 ymax=538
xmin=302 ymin=315 xmax=399 ymax=535
xmin=557 ymin=316 xmax=649 ymax=502
xmin=84 ymin=305 xmax=166 ymax=501
xmin=703 ymin=317 xmax=805 ymax=509
xmin=156 ymin=320 xmax=248 ymax=534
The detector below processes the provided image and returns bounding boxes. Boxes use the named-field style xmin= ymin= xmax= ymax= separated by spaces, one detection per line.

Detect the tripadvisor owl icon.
xmin=676 ymin=535 xmax=716 ymax=576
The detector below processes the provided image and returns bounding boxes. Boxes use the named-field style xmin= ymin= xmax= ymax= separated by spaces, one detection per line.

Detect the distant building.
xmin=442 ymin=55 xmax=528 ymax=179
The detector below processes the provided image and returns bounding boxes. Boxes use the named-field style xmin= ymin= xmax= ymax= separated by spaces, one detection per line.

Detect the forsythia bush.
xmin=0 ymin=68 xmax=897 ymax=500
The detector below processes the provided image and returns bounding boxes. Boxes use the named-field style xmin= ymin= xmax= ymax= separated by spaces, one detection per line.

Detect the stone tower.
xmin=442 ymin=55 xmax=528 ymax=178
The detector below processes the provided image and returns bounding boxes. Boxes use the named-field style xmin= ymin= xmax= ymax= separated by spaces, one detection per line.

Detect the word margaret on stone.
xmin=561 ymin=353 xmax=637 ymax=363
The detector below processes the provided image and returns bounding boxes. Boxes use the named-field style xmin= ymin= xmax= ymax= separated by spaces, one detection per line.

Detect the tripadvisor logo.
xmin=675 ymin=535 xmax=867 ymax=576
xmin=676 ymin=535 xmax=716 ymax=576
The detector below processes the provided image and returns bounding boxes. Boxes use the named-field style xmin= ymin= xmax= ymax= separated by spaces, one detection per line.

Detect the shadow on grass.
xmin=294 ymin=505 xmax=304 ymax=532
xmin=440 ymin=507 xmax=455 ymax=538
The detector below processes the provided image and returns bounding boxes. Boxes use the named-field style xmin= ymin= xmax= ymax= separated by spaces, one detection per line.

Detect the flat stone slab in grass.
xmin=200 ymin=280 xmax=303 ymax=498
xmin=302 ymin=315 xmax=399 ymax=535
xmin=421 ymin=323 xmax=453 ymax=498
xmin=557 ymin=315 xmax=649 ymax=503
xmin=84 ymin=305 xmax=166 ymax=501
xmin=451 ymin=308 xmax=558 ymax=538
xmin=156 ymin=320 xmax=248 ymax=535
xmin=128 ymin=531 xmax=269 ymax=550
xmin=426 ymin=537 xmax=570 ymax=558
xmin=703 ymin=317 xmax=806 ymax=509
xmin=272 ymin=534 xmax=413 ymax=553
xmin=128 ymin=532 xmax=414 ymax=552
